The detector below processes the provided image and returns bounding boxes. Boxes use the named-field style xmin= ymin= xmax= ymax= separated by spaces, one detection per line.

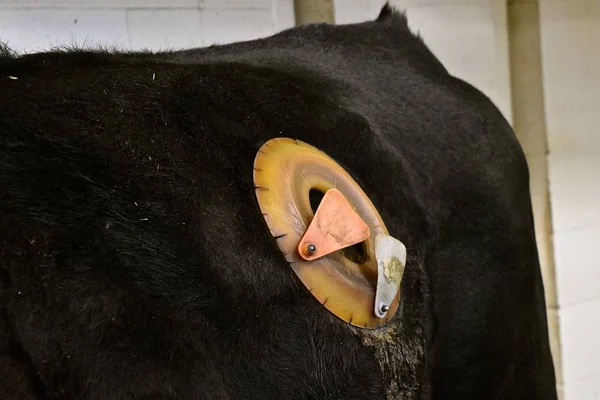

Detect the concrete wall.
xmin=539 ymin=1 xmax=600 ymax=398
xmin=0 ymin=0 xmax=295 ymax=53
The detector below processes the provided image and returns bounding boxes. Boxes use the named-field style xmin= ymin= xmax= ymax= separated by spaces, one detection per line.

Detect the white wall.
xmin=540 ymin=1 xmax=600 ymax=398
xmin=0 ymin=0 xmax=295 ymax=53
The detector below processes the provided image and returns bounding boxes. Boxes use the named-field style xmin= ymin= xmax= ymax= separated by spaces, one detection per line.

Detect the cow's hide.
xmin=0 ymin=4 xmax=557 ymax=400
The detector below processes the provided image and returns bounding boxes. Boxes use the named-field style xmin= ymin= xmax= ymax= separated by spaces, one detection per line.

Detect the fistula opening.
xmin=253 ymin=137 xmax=403 ymax=328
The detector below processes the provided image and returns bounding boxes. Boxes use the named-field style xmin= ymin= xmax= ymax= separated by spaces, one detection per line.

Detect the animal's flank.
xmin=0 ymin=5 xmax=558 ymax=400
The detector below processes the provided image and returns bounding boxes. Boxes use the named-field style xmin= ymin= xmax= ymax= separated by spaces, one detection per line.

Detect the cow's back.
xmin=0 ymin=6 xmax=557 ymax=400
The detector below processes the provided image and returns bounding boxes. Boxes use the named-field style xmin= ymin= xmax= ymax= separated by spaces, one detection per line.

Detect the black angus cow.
xmin=0 ymin=5 xmax=557 ymax=400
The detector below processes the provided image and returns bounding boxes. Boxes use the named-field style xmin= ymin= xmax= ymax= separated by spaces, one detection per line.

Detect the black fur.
xmin=0 ymin=5 xmax=557 ymax=400
xmin=0 ymin=42 xmax=15 ymax=59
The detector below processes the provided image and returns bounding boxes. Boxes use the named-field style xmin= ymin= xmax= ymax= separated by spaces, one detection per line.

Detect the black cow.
xmin=0 ymin=5 xmax=557 ymax=400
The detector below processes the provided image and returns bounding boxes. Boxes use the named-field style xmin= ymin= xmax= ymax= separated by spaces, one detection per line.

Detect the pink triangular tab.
xmin=298 ymin=189 xmax=370 ymax=261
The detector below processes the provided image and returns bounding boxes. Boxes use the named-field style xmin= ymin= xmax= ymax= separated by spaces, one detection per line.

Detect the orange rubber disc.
xmin=253 ymin=137 xmax=400 ymax=328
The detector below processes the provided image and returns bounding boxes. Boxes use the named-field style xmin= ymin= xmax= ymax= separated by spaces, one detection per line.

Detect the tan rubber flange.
xmin=253 ymin=137 xmax=400 ymax=328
